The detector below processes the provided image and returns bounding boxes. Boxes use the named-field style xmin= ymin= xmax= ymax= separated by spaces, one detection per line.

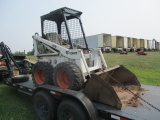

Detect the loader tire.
xmin=11 ymin=75 xmax=29 ymax=83
xmin=53 ymin=62 xmax=84 ymax=90
xmin=32 ymin=62 xmax=53 ymax=86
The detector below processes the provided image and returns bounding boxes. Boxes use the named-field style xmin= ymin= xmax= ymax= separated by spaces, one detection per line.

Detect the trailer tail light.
xmin=111 ymin=114 xmax=128 ymax=120
xmin=55 ymin=92 xmax=61 ymax=96
xmin=50 ymin=91 xmax=61 ymax=96
xmin=120 ymin=117 xmax=127 ymax=120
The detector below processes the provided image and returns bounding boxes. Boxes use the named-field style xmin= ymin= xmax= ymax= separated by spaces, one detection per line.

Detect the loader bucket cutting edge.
xmin=83 ymin=65 xmax=141 ymax=109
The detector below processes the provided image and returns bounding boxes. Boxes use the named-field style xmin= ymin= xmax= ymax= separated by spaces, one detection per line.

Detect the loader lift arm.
xmin=0 ymin=42 xmax=33 ymax=80
xmin=0 ymin=42 xmax=21 ymax=77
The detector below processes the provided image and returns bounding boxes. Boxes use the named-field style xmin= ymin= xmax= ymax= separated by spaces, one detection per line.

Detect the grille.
xmin=43 ymin=20 xmax=58 ymax=35
xmin=61 ymin=18 xmax=86 ymax=48
xmin=43 ymin=18 xmax=86 ymax=48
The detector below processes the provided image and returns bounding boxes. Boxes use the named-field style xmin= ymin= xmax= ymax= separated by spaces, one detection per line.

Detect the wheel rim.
xmin=62 ymin=109 xmax=78 ymax=120
xmin=34 ymin=68 xmax=44 ymax=85
xmin=36 ymin=100 xmax=49 ymax=119
xmin=57 ymin=69 xmax=71 ymax=89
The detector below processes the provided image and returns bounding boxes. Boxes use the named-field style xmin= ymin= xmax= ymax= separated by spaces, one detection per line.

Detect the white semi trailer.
xmin=86 ymin=33 xmax=112 ymax=52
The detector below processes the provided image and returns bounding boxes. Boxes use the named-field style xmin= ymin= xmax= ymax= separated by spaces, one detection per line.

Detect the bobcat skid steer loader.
xmin=32 ymin=7 xmax=140 ymax=109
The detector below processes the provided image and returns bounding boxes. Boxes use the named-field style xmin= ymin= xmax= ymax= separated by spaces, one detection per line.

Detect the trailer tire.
xmin=53 ymin=62 xmax=83 ymax=90
xmin=11 ymin=75 xmax=29 ymax=83
xmin=57 ymin=99 xmax=88 ymax=120
xmin=32 ymin=62 xmax=53 ymax=86
xmin=34 ymin=91 xmax=58 ymax=120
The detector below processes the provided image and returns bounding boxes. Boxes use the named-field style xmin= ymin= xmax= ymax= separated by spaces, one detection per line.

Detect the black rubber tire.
xmin=34 ymin=91 xmax=57 ymax=120
xmin=57 ymin=99 xmax=88 ymax=120
xmin=32 ymin=62 xmax=53 ymax=86
xmin=53 ymin=62 xmax=84 ymax=90
xmin=11 ymin=75 xmax=29 ymax=83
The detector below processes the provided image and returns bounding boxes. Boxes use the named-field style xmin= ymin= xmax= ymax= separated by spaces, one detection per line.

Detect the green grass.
xmin=27 ymin=55 xmax=36 ymax=61
xmin=0 ymin=84 xmax=38 ymax=120
xmin=103 ymin=51 xmax=160 ymax=86
xmin=0 ymin=51 xmax=160 ymax=119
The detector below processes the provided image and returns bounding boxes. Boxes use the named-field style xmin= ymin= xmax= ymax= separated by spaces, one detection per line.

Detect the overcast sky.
xmin=0 ymin=0 xmax=160 ymax=52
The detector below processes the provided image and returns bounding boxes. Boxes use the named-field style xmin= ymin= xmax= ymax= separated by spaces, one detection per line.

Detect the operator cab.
xmin=41 ymin=7 xmax=88 ymax=50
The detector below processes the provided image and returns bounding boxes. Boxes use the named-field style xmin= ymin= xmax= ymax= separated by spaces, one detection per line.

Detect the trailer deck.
xmin=10 ymin=79 xmax=160 ymax=120
xmin=94 ymin=85 xmax=160 ymax=120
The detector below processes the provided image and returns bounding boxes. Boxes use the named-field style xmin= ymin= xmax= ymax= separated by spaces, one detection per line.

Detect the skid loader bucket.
xmin=83 ymin=65 xmax=141 ymax=109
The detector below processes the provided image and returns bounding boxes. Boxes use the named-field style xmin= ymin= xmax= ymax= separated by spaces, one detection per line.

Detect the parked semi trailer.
xmin=86 ymin=33 xmax=112 ymax=53
xmin=156 ymin=41 xmax=160 ymax=50
xmin=2 ymin=7 xmax=160 ymax=120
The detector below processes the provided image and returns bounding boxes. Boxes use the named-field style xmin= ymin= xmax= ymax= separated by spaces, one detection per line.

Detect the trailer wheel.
xmin=11 ymin=75 xmax=29 ymax=83
xmin=34 ymin=91 xmax=57 ymax=120
xmin=53 ymin=62 xmax=83 ymax=90
xmin=57 ymin=99 xmax=88 ymax=120
xmin=32 ymin=62 xmax=53 ymax=86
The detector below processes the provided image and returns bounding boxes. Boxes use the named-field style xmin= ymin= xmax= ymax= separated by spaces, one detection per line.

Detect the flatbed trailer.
xmin=4 ymin=78 xmax=160 ymax=120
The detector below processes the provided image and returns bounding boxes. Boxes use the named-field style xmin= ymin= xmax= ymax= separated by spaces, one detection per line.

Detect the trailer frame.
xmin=3 ymin=78 xmax=160 ymax=120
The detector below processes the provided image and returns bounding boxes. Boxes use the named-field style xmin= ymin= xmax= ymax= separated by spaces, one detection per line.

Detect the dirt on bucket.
xmin=112 ymin=85 xmax=144 ymax=108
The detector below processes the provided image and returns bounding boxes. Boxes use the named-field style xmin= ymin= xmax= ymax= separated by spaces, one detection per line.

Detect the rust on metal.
xmin=83 ymin=65 xmax=141 ymax=109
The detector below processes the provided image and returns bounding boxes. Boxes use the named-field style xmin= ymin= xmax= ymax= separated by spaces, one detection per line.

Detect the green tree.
xmin=13 ymin=51 xmax=25 ymax=56
xmin=27 ymin=49 xmax=34 ymax=55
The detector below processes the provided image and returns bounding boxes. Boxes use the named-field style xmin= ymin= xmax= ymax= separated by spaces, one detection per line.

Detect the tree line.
xmin=13 ymin=49 xmax=34 ymax=56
